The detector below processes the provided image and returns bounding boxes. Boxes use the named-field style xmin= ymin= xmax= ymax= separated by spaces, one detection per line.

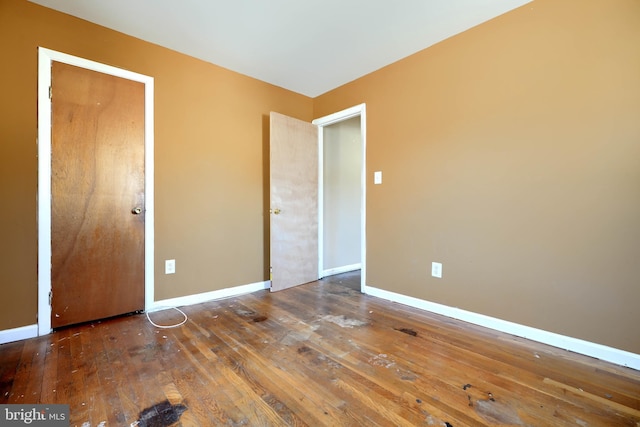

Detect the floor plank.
xmin=1 ymin=272 xmax=639 ymax=426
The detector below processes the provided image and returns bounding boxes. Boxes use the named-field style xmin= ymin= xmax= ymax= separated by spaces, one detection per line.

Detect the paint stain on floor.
xmin=134 ymin=400 xmax=187 ymax=427
xmin=368 ymin=353 xmax=396 ymax=368
xmin=320 ymin=315 xmax=368 ymax=328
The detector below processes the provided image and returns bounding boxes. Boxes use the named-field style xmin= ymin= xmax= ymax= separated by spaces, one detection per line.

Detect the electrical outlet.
xmin=431 ymin=262 xmax=442 ymax=278
xmin=165 ymin=259 xmax=176 ymax=274
xmin=374 ymin=171 xmax=382 ymax=184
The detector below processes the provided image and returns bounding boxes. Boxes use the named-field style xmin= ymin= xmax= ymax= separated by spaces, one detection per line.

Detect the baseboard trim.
xmin=150 ymin=280 xmax=271 ymax=312
xmin=322 ymin=263 xmax=361 ymax=278
xmin=365 ymin=286 xmax=640 ymax=371
xmin=0 ymin=324 xmax=38 ymax=345
xmin=0 ymin=281 xmax=271 ymax=343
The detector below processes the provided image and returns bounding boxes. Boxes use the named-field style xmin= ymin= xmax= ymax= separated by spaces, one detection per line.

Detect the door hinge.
xmin=49 ymin=86 xmax=52 ymax=100
xmin=49 ymin=290 xmax=52 ymax=306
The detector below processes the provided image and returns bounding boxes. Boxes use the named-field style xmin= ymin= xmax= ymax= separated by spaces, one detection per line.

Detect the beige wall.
xmin=0 ymin=0 xmax=312 ymax=330
xmin=315 ymin=0 xmax=640 ymax=353
xmin=323 ymin=117 xmax=362 ymax=272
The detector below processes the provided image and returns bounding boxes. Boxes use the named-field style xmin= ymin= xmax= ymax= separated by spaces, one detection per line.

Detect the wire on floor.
xmin=145 ymin=306 xmax=188 ymax=329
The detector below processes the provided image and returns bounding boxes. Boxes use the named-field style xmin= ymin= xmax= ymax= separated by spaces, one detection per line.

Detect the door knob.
xmin=131 ymin=207 xmax=142 ymax=215
xmin=270 ymin=208 xmax=281 ymax=215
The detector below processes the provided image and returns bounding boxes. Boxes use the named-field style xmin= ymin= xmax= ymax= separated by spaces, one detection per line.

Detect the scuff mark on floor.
xmin=368 ymin=353 xmax=395 ymax=368
xmin=298 ymin=346 xmax=312 ymax=354
xmin=475 ymin=399 xmax=523 ymax=425
xmin=395 ymin=327 xmax=418 ymax=336
xmin=320 ymin=315 xmax=368 ymax=328
xmin=425 ymin=415 xmax=453 ymax=427
xmin=234 ymin=309 xmax=256 ymax=317
xmin=399 ymin=370 xmax=418 ymax=381
xmin=280 ymin=327 xmax=315 ymax=346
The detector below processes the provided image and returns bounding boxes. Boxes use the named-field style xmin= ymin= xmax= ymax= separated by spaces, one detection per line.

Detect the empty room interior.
xmin=1 ymin=0 xmax=639 ymax=425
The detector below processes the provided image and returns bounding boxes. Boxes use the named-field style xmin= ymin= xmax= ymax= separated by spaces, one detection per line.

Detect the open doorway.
xmin=313 ymin=104 xmax=366 ymax=292
xmin=321 ymin=117 xmax=361 ymax=275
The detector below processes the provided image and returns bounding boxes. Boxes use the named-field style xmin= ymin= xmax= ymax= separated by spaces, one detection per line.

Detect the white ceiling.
xmin=29 ymin=0 xmax=532 ymax=97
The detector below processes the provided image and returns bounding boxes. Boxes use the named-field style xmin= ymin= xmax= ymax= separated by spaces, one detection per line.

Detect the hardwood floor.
xmin=1 ymin=272 xmax=639 ymax=426
xmin=320 ymin=269 xmax=361 ymax=291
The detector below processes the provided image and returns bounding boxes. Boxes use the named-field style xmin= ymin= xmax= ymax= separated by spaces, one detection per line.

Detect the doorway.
xmin=37 ymin=48 xmax=155 ymax=335
xmin=321 ymin=117 xmax=362 ymax=276
xmin=268 ymin=105 xmax=366 ymax=293
xmin=313 ymin=104 xmax=366 ymax=292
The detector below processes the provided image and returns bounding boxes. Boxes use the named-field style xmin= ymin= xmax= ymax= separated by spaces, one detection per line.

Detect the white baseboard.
xmin=0 ymin=324 xmax=38 ymax=345
xmin=365 ymin=286 xmax=640 ymax=371
xmin=150 ymin=280 xmax=271 ymax=312
xmin=322 ymin=263 xmax=361 ymax=278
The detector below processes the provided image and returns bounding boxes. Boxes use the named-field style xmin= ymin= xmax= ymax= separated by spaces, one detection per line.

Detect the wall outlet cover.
xmin=165 ymin=259 xmax=176 ymax=274
xmin=431 ymin=262 xmax=442 ymax=278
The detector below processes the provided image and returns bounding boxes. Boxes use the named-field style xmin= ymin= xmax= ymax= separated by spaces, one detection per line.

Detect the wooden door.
xmin=269 ymin=112 xmax=319 ymax=292
xmin=51 ymin=61 xmax=145 ymax=328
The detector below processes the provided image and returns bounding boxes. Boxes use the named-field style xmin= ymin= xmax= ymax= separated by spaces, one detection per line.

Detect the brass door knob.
xmin=132 ymin=207 xmax=142 ymax=215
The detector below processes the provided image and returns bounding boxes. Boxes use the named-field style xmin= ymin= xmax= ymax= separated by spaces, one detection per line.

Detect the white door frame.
xmin=313 ymin=104 xmax=366 ymax=291
xmin=37 ymin=48 xmax=155 ymax=335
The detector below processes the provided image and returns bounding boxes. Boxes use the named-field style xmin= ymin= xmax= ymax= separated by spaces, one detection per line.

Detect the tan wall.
xmin=0 ymin=0 xmax=312 ymax=330
xmin=315 ymin=0 xmax=640 ymax=354
xmin=2 ymin=0 xmax=639 ymax=356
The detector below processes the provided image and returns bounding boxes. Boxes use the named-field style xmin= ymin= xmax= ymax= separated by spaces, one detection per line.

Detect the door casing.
xmin=313 ymin=104 xmax=367 ymax=292
xmin=37 ymin=48 xmax=155 ymax=335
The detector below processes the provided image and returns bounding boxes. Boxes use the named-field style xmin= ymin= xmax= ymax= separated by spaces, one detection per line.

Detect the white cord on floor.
xmin=145 ymin=306 xmax=188 ymax=329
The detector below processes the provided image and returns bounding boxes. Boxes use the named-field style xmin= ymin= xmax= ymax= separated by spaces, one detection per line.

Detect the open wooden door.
xmin=269 ymin=112 xmax=319 ymax=292
xmin=50 ymin=61 xmax=145 ymax=328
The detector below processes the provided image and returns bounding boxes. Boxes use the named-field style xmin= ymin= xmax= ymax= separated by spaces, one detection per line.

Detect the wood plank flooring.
xmin=1 ymin=272 xmax=639 ymax=426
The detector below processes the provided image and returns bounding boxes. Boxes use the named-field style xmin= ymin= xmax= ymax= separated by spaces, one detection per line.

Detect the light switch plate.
xmin=374 ymin=171 xmax=382 ymax=184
